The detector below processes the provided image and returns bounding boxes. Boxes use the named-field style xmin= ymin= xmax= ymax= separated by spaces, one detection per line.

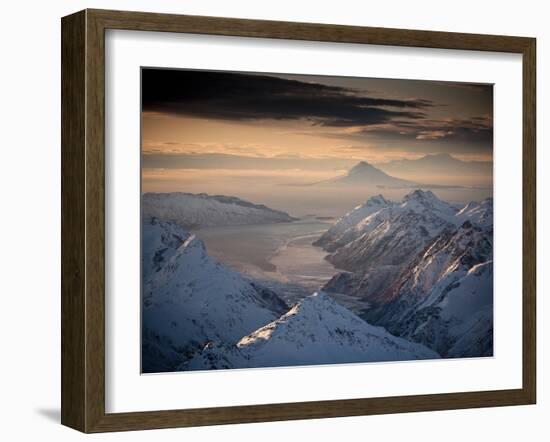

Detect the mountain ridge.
xmin=375 ymin=153 xmax=493 ymax=184
xmin=183 ymin=291 xmax=439 ymax=371
xmin=319 ymin=190 xmax=490 ymax=300
xmin=142 ymin=192 xmax=297 ymax=229
xmin=141 ymin=217 xmax=288 ymax=372
xmin=318 ymin=190 xmax=493 ymax=358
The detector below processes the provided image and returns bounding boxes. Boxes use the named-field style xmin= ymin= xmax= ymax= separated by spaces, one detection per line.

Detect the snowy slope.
xmin=141 ymin=219 xmax=288 ymax=373
xmin=325 ymin=190 xmax=456 ymax=273
xmin=314 ymin=194 xmax=394 ymax=251
xmin=318 ymin=190 xmax=467 ymax=255
xmin=455 ymin=198 xmax=493 ymax=227
xmin=141 ymin=216 xmax=191 ymax=282
xmin=380 ymin=220 xmax=493 ymax=309
xmin=443 ymin=262 xmax=494 ymax=357
xmin=142 ymin=192 xmax=296 ymax=229
xmin=365 ymin=223 xmax=493 ymax=358
xmin=318 ymin=191 xmax=493 ymax=358
xmin=397 ymin=261 xmax=494 ymax=358
xmin=327 ymin=207 xmax=453 ymax=272
xmin=184 ymin=292 xmax=439 ymax=371
xmin=318 ymin=190 xmax=458 ymax=255
xmin=400 ymin=189 xmax=459 ymax=224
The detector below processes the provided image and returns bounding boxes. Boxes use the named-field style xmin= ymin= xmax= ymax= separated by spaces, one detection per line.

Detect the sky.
xmin=141 ymin=68 xmax=493 ymax=215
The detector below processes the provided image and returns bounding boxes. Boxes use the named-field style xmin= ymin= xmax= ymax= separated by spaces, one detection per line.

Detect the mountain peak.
xmin=320 ymin=160 xmax=414 ymax=188
xmin=401 ymin=189 xmax=459 ymax=222
xmin=348 ymin=161 xmax=375 ymax=175
xmin=365 ymin=194 xmax=391 ymax=206
xmin=296 ymin=291 xmax=335 ymax=308
xmin=455 ymin=197 xmax=494 ymax=227
xmin=403 ymin=189 xmax=438 ymax=202
xmin=232 ymin=290 xmax=439 ymax=367
xmin=340 ymin=161 xmax=410 ymax=184
xmin=279 ymin=291 xmax=340 ymax=322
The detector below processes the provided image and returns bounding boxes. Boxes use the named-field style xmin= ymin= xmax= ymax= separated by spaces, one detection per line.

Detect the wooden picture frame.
xmin=61 ymin=8 xmax=536 ymax=433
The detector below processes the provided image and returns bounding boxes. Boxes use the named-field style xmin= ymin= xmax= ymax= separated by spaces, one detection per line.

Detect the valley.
xmin=195 ymin=218 xmax=339 ymax=302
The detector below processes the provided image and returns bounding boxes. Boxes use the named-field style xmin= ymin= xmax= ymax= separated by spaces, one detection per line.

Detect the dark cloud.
xmin=314 ymin=107 xmax=427 ymax=127
xmin=142 ymin=69 xmax=493 ymax=157
xmin=307 ymin=114 xmax=493 ymax=156
xmin=363 ymin=116 xmax=493 ymax=145
xmin=142 ymin=69 xmax=432 ymax=127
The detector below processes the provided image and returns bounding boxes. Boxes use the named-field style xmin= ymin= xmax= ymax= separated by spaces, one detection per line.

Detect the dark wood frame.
xmin=61 ymin=8 xmax=536 ymax=433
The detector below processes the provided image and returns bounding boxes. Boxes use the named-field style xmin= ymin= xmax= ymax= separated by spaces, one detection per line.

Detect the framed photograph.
xmin=61 ymin=9 xmax=536 ymax=433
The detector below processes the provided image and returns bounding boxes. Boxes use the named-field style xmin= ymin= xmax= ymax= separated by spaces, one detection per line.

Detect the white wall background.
xmin=0 ymin=0 xmax=546 ymax=440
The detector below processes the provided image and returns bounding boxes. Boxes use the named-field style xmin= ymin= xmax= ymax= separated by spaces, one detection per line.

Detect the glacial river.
xmin=194 ymin=218 xmax=339 ymax=299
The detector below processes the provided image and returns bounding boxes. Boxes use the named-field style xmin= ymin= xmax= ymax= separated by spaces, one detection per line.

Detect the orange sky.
xmin=141 ymin=69 xmax=493 ymax=195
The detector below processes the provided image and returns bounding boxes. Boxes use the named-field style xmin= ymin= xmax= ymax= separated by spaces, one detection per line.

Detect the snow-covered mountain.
xmin=375 ymin=259 xmax=494 ymax=358
xmin=317 ymin=191 xmax=493 ymax=358
xmin=313 ymin=194 xmax=393 ymax=252
xmin=142 ymin=188 xmax=493 ymax=371
xmin=142 ymin=217 xmax=190 ymax=282
xmin=142 ymin=217 xmax=441 ymax=372
xmin=441 ymin=262 xmax=493 ymax=357
xmin=400 ymin=189 xmax=460 ymax=224
xmin=322 ymin=190 xmax=458 ymax=274
xmin=320 ymin=161 xmax=415 ymax=188
xmin=141 ymin=217 xmax=288 ymax=372
xmin=142 ymin=192 xmax=296 ymax=229
xmin=183 ymin=292 xmax=439 ymax=371
xmin=316 ymin=190 xmax=458 ymax=254
xmin=456 ymin=198 xmax=493 ymax=227
xmin=379 ymin=221 xmax=493 ymax=308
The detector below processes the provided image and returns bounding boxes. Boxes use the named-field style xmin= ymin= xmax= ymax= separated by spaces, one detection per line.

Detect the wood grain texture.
xmin=84 ymin=9 xmax=107 ymax=433
xmin=89 ymin=8 xmax=533 ymax=52
xmin=61 ymin=10 xmax=86 ymax=432
xmin=522 ymin=38 xmax=537 ymax=403
xmin=60 ymin=9 xmax=537 ymax=433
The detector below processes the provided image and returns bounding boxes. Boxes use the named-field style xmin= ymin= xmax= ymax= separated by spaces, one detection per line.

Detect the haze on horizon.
xmin=141 ymin=69 xmax=493 ymax=217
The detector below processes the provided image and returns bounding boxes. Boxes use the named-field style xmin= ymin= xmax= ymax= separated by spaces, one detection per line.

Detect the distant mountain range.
xmin=375 ymin=153 xmax=492 ymax=183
